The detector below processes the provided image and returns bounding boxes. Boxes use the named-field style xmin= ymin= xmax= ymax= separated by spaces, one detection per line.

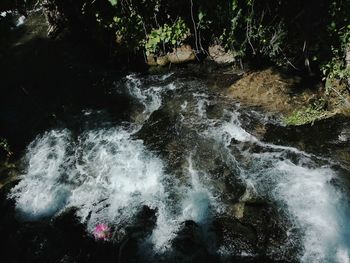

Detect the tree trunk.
xmin=346 ymin=43 xmax=350 ymax=88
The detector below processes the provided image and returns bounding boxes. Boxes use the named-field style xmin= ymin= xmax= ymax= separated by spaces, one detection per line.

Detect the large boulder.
xmin=156 ymin=55 xmax=170 ymax=66
xmin=168 ymin=45 xmax=196 ymax=64
xmin=208 ymin=45 xmax=236 ymax=65
xmin=146 ymin=55 xmax=158 ymax=66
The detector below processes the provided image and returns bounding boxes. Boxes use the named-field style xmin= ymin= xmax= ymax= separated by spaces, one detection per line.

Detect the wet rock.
xmin=171 ymin=220 xmax=217 ymax=263
xmin=214 ymin=191 xmax=299 ymax=262
xmin=230 ymin=202 xmax=245 ymax=220
xmin=263 ymin=115 xmax=350 ymax=167
xmin=136 ymin=106 xmax=180 ymax=151
xmin=42 ymin=0 xmax=68 ymax=37
xmin=241 ymin=202 xmax=300 ymax=261
xmin=123 ymin=205 xmax=157 ymax=238
xmin=211 ymin=167 xmax=245 ymax=203
xmin=205 ymin=102 xmax=226 ymax=120
xmin=0 ymin=180 xmax=21 ymax=263
xmin=1 ymin=186 xmax=120 ymax=263
xmin=214 ymin=216 xmax=258 ymax=256
xmin=229 ymin=188 xmax=262 ymax=220
xmin=21 ymin=209 xmax=116 ymax=263
xmin=117 ymin=206 xmax=157 ymax=263
xmin=189 ymin=139 xmax=246 ymax=202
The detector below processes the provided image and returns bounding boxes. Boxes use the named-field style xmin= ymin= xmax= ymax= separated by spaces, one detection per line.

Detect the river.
xmin=3 ymin=70 xmax=349 ymax=263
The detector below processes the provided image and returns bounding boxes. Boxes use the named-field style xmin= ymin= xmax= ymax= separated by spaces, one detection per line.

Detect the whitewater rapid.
xmin=204 ymin=110 xmax=350 ymax=262
xmin=9 ymin=73 xmax=350 ymax=262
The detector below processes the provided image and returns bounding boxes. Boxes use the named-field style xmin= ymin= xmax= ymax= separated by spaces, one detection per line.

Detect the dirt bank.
xmin=226 ymin=68 xmax=350 ymax=125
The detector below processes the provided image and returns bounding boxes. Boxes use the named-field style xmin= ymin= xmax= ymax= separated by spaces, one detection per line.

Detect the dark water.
xmin=1 ymin=10 xmax=350 ymax=263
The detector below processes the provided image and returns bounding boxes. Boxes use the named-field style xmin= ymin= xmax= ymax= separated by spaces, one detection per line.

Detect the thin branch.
xmin=278 ymin=47 xmax=299 ymax=70
xmin=246 ymin=2 xmax=256 ymax=55
xmin=190 ymin=0 xmax=199 ymax=52
xmin=330 ymin=86 xmax=350 ymax=107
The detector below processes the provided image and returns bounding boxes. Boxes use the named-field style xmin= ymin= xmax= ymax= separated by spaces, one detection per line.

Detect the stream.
xmin=3 ymin=71 xmax=350 ymax=263
xmin=1 ymin=9 xmax=350 ymax=263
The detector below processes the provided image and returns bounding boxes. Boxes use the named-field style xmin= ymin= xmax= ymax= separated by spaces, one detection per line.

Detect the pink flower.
xmin=93 ymin=223 xmax=111 ymax=241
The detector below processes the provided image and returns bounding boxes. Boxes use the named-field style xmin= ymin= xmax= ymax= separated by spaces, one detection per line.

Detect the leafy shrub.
xmin=25 ymin=0 xmax=350 ymax=80
xmin=145 ymin=18 xmax=190 ymax=55
xmin=321 ymin=26 xmax=350 ymax=87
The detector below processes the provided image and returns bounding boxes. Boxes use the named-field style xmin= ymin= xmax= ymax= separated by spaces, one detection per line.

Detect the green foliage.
xmin=145 ymin=18 xmax=190 ymax=55
xmin=284 ymin=99 xmax=329 ymax=126
xmin=52 ymin=0 xmax=350 ymax=75
xmin=94 ymin=2 xmax=145 ymax=51
xmin=321 ymin=25 xmax=350 ymax=87
xmin=108 ymin=0 xmax=118 ymax=7
xmin=220 ymin=0 xmax=286 ymax=63
xmin=111 ymin=11 xmax=145 ymax=50
xmin=322 ymin=57 xmax=350 ymax=86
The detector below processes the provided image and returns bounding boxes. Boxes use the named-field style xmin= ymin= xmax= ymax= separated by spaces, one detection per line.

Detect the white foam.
xmin=9 ymin=75 xmax=188 ymax=253
xmin=9 ymin=130 xmax=71 ymax=219
xmin=126 ymin=74 xmax=176 ymax=121
xmin=337 ymin=247 xmax=350 ymax=263
xmin=9 ymin=126 xmax=184 ymax=251
xmin=67 ymin=128 xmax=165 ymax=230
xmin=205 ymin=111 xmax=258 ymax=145
xmin=150 ymin=202 xmax=181 ymax=252
xmin=181 ymin=100 xmax=188 ymax=111
xmin=150 ymin=158 xmax=216 ymax=251
xmin=181 ymin=159 xmax=212 ymax=224
xmin=339 ymin=129 xmax=349 ymax=142
xmin=16 ymin=15 xmax=26 ymax=27
xmin=10 ymin=125 xmax=216 ymax=252
xmin=193 ymin=93 xmax=210 ymax=119
xmin=205 ymin=109 xmax=350 ymax=262
xmin=274 ymin=161 xmax=349 ymax=262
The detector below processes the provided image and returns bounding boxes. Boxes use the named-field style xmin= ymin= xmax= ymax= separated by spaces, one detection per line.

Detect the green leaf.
xmin=108 ymin=0 xmax=118 ymax=6
xmin=198 ymin=11 xmax=204 ymax=21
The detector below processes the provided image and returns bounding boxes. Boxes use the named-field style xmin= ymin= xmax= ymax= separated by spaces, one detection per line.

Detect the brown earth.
xmin=226 ymin=68 xmax=350 ymax=117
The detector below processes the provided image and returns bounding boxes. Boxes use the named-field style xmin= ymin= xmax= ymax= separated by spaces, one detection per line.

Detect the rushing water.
xmin=7 ymin=72 xmax=350 ymax=262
